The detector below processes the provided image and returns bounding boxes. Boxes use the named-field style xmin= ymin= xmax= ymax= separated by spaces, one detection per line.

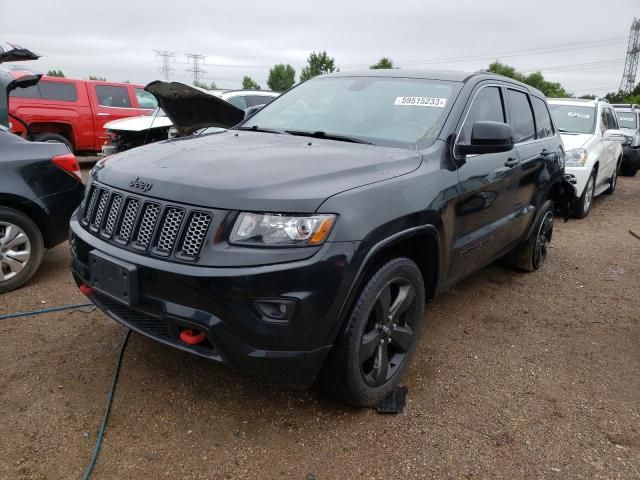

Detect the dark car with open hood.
xmin=0 ymin=43 xmax=84 ymax=293
xmin=70 ymin=70 xmax=573 ymax=406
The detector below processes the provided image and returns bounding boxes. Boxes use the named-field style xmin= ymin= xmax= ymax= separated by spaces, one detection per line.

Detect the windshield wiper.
xmin=236 ymin=125 xmax=286 ymax=134
xmin=284 ymin=130 xmax=373 ymax=145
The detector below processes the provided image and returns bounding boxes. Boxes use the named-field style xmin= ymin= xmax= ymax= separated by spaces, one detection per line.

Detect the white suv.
xmin=548 ymin=98 xmax=626 ymax=218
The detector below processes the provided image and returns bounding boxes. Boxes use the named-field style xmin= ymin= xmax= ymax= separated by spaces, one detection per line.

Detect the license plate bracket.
xmin=88 ymin=250 xmax=138 ymax=305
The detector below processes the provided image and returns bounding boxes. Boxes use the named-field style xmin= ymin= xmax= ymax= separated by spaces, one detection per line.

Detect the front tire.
xmin=572 ymin=171 xmax=595 ymax=219
xmin=322 ymin=258 xmax=426 ymax=407
xmin=0 ymin=207 xmax=45 ymax=293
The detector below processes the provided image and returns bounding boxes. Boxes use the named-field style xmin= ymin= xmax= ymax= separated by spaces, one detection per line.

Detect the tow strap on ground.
xmin=2 ymin=302 xmax=131 ymax=479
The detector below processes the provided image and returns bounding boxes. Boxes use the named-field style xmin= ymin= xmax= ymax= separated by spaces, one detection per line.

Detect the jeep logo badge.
xmin=129 ymin=177 xmax=153 ymax=192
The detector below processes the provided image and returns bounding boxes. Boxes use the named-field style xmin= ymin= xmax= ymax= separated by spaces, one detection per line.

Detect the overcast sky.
xmin=1 ymin=0 xmax=638 ymax=95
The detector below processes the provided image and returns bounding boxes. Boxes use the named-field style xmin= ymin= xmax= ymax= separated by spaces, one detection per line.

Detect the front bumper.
xmin=69 ymin=218 xmax=358 ymax=388
xmin=564 ymin=165 xmax=592 ymax=198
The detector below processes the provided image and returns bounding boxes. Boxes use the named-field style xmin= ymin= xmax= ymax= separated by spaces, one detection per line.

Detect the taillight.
xmin=52 ymin=153 xmax=82 ymax=181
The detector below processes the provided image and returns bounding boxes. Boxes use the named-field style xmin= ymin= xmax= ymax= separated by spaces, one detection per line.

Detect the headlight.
xmin=565 ymin=148 xmax=588 ymax=166
xmin=230 ymin=212 xmax=336 ymax=247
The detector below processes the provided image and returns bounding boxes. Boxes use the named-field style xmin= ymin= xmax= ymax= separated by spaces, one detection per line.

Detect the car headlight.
xmin=230 ymin=212 xmax=336 ymax=247
xmin=565 ymin=148 xmax=588 ymax=166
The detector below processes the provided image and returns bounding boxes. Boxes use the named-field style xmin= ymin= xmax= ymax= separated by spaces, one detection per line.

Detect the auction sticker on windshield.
xmin=394 ymin=96 xmax=447 ymax=107
xmin=568 ymin=112 xmax=590 ymax=119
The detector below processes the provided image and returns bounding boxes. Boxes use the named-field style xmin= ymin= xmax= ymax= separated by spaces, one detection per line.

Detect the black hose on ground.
xmin=1 ymin=302 xmax=131 ymax=479
xmin=81 ymin=328 xmax=131 ymax=480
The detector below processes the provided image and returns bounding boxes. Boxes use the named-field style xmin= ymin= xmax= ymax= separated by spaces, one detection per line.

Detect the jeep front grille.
xmin=180 ymin=211 xmax=212 ymax=258
xmin=81 ymin=183 xmax=214 ymax=261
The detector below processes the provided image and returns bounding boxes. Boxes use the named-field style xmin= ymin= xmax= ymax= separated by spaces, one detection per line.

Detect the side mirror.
xmin=602 ymin=129 xmax=629 ymax=144
xmin=457 ymin=121 xmax=514 ymax=155
xmin=244 ymin=104 xmax=264 ymax=119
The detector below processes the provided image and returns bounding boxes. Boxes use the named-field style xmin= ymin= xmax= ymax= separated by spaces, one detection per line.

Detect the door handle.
xmin=97 ymin=112 xmax=111 ymax=117
xmin=504 ymin=158 xmax=520 ymax=168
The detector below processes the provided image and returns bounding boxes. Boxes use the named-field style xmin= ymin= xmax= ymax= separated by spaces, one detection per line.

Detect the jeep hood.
xmin=93 ymin=130 xmax=423 ymax=212
xmin=145 ymin=81 xmax=244 ymax=136
xmin=559 ymin=133 xmax=593 ymax=151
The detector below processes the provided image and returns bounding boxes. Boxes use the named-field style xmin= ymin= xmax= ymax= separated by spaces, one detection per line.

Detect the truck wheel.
xmin=504 ymin=200 xmax=554 ymax=272
xmin=572 ymin=172 xmax=595 ymax=219
xmin=604 ymin=162 xmax=619 ymax=195
xmin=0 ymin=207 xmax=45 ymax=294
xmin=321 ymin=258 xmax=425 ymax=407
xmin=33 ymin=133 xmax=73 ymax=153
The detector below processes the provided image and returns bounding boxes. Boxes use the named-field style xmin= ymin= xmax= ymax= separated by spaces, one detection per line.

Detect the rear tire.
xmin=33 ymin=133 xmax=73 ymax=153
xmin=572 ymin=171 xmax=595 ymax=219
xmin=504 ymin=200 xmax=554 ymax=272
xmin=321 ymin=258 xmax=426 ymax=407
xmin=0 ymin=207 xmax=45 ymax=293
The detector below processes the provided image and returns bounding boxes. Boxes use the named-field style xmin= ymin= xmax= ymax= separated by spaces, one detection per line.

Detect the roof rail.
xmin=611 ymin=103 xmax=639 ymax=109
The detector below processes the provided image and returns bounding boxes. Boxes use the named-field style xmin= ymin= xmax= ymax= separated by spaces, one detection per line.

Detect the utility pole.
xmin=619 ymin=18 xmax=640 ymax=94
xmin=154 ymin=50 xmax=175 ymax=81
xmin=185 ymin=53 xmax=207 ymax=84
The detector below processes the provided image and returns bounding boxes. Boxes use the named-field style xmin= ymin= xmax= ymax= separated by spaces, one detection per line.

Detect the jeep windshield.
xmin=615 ymin=112 xmax=637 ymax=129
xmin=240 ymin=76 xmax=460 ymax=149
xmin=549 ymin=105 xmax=596 ymax=134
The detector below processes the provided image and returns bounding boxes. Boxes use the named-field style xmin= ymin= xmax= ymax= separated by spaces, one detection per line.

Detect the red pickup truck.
xmin=9 ymin=73 xmax=157 ymax=153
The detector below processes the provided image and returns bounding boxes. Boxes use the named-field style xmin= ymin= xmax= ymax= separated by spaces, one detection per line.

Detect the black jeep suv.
xmin=70 ymin=71 xmax=569 ymax=406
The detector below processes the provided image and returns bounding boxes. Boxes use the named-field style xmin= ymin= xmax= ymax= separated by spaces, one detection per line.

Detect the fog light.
xmin=253 ymin=299 xmax=297 ymax=323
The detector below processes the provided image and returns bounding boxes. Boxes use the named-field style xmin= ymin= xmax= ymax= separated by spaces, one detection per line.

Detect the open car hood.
xmin=0 ymin=42 xmax=39 ymax=64
xmin=145 ymin=81 xmax=245 ymax=136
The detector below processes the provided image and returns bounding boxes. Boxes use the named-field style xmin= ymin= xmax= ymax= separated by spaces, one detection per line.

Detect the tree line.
xmin=46 ymin=54 xmax=640 ymax=102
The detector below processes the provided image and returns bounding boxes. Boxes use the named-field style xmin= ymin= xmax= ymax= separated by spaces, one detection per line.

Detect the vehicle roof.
xmin=7 ymin=70 xmax=144 ymax=88
xmin=318 ymin=69 xmax=546 ymax=97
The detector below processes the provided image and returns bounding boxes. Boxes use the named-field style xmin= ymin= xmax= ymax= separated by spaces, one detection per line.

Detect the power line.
xmin=619 ymin=18 xmax=640 ymax=93
xmin=154 ymin=50 xmax=175 ymax=81
xmin=339 ymin=37 xmax=628 ymax=69
xmin=185 ymin=53 xmax=207 ymax=83
xmin=522 ymin=58 xmax=625 ymax=74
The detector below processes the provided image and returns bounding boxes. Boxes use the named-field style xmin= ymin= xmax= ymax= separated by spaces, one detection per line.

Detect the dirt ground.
xmin=0 ymin=172 xmax=638 ymax=480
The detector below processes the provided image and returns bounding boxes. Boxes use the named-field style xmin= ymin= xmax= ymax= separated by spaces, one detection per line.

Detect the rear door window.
xmin=95 ymin=85 xmax=132 ymax=108
xmin=458 ymin=86 xmax=505 ymax=145
xmin=39 ymin=81 xmax=77 ymax=101
xmin=531 ymin=96 xmax=554 ymax=138
xmin=9 ymin=84 xmax=41 ymax=98
xmin=246 ymin=95 xmax=274 ymax=107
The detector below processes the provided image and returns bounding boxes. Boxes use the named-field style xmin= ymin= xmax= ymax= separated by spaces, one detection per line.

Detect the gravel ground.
xmin=0 ymin=174 xmax=638 ymax=479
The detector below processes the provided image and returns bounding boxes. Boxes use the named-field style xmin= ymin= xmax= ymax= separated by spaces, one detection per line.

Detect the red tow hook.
xmin=79 ymin=284 xmax=94 ymax=296
xmin=179 ymin=329 xmax=207 ymax=345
